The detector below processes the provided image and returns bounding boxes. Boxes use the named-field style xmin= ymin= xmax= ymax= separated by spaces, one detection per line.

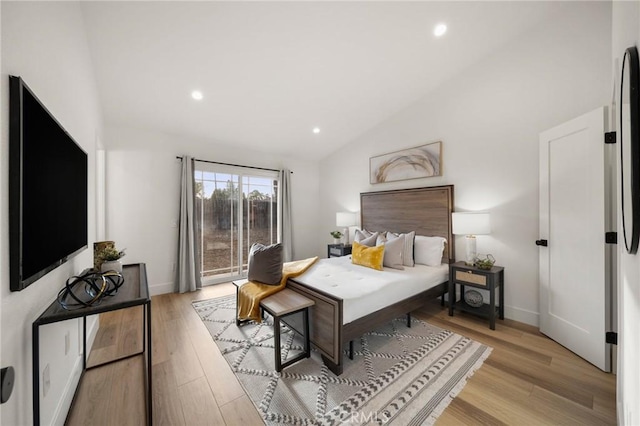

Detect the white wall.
xmin=103 ymin=125 xmax=320 ymax=295
xmin=1 ymin=2 xmax=103 ymax=425
xmin=612 ymin=2 xmax=640 ymax=424
xmin=0 ymin=2 xmax=4 ymax=422
xmin=319 ymin=2 xmax=611 ymax=326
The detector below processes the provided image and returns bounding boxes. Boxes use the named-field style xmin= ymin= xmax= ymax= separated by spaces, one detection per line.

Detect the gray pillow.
xmin=387 ymin=231 xmax=416 ymax=266
xmin=354 ymin=229 xmax=372 ymax=243
xmin=359 ymin=232 xmax=379 ymax=247
xmin=247 ymin=243 xmax=283 ymax=285
xmin=378 ymin=234 xmax=405 ymax=270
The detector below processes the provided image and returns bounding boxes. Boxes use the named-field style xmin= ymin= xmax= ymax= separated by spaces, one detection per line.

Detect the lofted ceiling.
xmin=81 ymin=1 xmax=566 ymax=160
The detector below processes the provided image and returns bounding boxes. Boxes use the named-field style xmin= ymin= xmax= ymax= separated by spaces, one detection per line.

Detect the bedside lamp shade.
xmin=336 ymin=212 xmax=357 ymax=244
xmin=452 ymin=212 xmax=491 ymax=265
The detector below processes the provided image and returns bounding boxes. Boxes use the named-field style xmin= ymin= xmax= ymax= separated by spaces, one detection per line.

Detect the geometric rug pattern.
xmin=193 ymin=295 xmax=492 ymax=425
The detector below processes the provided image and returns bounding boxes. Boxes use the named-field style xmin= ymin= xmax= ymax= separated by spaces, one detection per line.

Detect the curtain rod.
xmin=176 ymin=156 xmax=292 ymax=174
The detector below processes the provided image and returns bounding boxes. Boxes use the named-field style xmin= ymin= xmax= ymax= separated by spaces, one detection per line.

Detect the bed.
xmin=287 ymin=185 xmax=455 ymax=375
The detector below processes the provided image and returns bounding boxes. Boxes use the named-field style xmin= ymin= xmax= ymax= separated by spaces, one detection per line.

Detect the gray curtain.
xmin=278 ymin=169 xmax=293 ymax=262
xmin=176 ymin=156 xmax=202 ymax=293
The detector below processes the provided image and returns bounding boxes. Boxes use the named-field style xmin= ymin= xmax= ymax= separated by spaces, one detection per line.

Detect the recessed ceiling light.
xmin=191 ymin=90 xmax=203 ymax=100
xmin=313 ymin=127 xmax=321 ymax=134
xmin=434 ymin=23 xmax=447 ymax=37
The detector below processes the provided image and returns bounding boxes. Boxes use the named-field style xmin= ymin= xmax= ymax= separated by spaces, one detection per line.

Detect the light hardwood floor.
xmin=66 ymin=283 xmax=616 ymax=425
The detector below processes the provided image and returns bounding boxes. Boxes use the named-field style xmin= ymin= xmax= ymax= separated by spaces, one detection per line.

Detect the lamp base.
xmin=465 ymin=235 xmax=477 ymax=265
xmin=343 ymin=227 xmax=350 ymax=245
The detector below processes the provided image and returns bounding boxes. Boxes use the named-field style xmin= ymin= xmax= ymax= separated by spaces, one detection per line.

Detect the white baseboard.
xmin=504 ymin=305 xmax=539 ymax=327
xmin=446 ymin=291 xmax=540 ymax=328
xmin=150 ymin=281 xmax=174 ymax=296
xmin=148 ymin=283 xmax=541 ymax=327
xmin=51 ymin=316 xmax=100 ymax=426
xmin=51 ymin=354 xmax=83 ymax=426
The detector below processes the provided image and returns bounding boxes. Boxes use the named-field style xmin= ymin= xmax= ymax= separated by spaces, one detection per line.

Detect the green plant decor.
xmin=98 ymin=247 xmax=126 ymax=261
xmin=474 ymin=254 xmax=495 ymax=270
xmin=330 ymin=231 xmax=343 ymax=239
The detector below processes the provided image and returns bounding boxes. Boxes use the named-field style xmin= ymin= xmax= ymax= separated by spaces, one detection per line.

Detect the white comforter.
xmin=291 ymin=256 xmax=448 ymax=324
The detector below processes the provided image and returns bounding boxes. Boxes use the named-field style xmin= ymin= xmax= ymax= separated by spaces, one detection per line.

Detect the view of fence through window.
xmin=194 ymin=168 xmax=278 ymax=282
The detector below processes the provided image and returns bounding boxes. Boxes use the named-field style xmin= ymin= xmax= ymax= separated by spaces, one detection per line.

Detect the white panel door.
xmin=539 ymin=107 xmax=610 ymax=371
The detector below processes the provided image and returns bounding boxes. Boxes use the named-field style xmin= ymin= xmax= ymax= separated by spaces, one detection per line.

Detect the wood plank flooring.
xmin=66 ymin=284 xmax=616 ymax=425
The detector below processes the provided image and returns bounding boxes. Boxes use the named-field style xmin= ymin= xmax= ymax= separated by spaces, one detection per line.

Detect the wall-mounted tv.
xmin=9 ymin=76 xmax=88 ymax=292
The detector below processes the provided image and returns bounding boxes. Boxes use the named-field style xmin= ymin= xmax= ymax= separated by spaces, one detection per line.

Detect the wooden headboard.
xmin=360 ymin=185 xmax=455 ymax=263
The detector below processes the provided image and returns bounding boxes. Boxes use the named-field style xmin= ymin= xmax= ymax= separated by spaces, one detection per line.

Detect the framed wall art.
xmin=369 ymin=141 xmax=442 ymax=184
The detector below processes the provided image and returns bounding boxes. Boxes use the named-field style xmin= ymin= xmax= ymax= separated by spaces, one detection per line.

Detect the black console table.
xmin=32 ymin=263 xmax=152 ymax=425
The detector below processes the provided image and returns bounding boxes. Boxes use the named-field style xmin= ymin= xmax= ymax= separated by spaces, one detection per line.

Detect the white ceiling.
xmin=81 ymin=1 xmax=565 ymax=161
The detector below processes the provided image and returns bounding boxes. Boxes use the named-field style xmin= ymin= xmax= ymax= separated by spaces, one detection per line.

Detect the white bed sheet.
xmin=292 ymin=256 xmax=448 ymax=324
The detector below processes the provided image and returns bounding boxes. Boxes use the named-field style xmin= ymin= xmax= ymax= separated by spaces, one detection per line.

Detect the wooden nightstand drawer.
xmin=455 ymin=270 xmax=487 ymax=286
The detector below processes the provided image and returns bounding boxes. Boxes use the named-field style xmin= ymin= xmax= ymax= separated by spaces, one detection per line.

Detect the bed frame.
xmin=288 ymin=185 xmax=455 ymax=375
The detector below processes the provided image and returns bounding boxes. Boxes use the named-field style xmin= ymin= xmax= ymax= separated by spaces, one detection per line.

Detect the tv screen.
xmin=9 ymin=76 xmax=88 ymax=291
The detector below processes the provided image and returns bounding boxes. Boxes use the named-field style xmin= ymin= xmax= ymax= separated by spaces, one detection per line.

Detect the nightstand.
xmin=448 ymin=261 xmax=504 ymax=330
xmin=327 ymin=244 xmax=352 ymax=258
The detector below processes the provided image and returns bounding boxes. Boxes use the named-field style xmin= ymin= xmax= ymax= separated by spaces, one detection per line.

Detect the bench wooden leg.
xmin=349 ymin=340 xmax=354 ymax=360
xmin=407 ymin=312 xmax=411 ymax=328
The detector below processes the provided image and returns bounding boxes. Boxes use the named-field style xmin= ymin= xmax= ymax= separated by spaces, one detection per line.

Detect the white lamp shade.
xmin=452 ymin=212 xmax=491 ymax=235
xmin=336 ymin=212 xmax=357 ymax=227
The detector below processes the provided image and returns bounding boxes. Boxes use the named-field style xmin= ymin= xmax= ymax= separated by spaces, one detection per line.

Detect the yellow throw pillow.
xmin=352 ymin=241 xmax=384 ymax=271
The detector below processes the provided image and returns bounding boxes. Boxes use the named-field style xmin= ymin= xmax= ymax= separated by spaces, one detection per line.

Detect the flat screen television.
xmin=9 ymin=75 xmax=88 ymax=292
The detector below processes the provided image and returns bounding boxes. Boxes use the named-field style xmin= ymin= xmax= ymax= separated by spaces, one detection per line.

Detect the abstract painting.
xmin=370 ymin=141 xmax=442 ymax=184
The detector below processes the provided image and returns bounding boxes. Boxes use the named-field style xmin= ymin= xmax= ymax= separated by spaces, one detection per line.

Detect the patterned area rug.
xmin=193 ymin=295 xmax=491 ymax=425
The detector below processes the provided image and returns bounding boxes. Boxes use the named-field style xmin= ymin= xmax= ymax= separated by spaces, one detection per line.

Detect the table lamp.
xmin=452 ymin=212 xmax=491 ymax=265
xmin=336 ymin=212 xmax=357 ymax=245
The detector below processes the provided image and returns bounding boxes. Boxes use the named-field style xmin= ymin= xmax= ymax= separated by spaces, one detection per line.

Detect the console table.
xmin=32 ymin=263 xmax=152 ymax=425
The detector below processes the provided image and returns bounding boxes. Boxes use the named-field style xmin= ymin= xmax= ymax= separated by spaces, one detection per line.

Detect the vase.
xmin=101 ymin=260 xmax=123 ymax=273
xmin=333 ymin=238 xmax=341 ymax=244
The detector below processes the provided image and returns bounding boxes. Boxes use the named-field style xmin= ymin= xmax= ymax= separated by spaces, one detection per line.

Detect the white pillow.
xmin=377 ymin=234 xmax=404 ymax=270
xmin=387 ymin=231 xmax=415 ymax=266
xmin=414 ymin=235 xmax=447 ymax=266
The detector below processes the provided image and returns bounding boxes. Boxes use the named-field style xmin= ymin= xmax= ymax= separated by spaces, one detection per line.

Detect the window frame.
xmin=194 ymin=162 xmax=279 ymax=285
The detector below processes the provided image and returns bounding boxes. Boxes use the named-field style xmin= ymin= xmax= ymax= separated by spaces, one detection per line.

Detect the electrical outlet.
xmin=65 ymin=331 xmax=70 ymax=355
xmin=43 ymin=364 xmax=50 ymax=397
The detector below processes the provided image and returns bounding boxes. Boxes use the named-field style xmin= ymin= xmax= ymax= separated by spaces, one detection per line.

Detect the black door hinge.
xmin=605 ymin=132 xmax=616 ymax=144
xmin=606 ymin=331 xmax=617 ymax=345
xmin=605 ymin=232 xmax=617 ymax=244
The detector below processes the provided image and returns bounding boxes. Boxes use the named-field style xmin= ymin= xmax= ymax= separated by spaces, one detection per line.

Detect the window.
xmin=194 ymin=163 xmax=278 ymax=284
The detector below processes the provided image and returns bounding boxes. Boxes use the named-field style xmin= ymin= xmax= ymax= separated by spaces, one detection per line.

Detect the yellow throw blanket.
xmin=237 ymin=256 xmax=318 ymax=322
